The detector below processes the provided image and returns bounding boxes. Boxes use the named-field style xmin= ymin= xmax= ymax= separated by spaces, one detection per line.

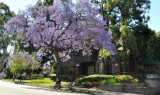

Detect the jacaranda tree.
xmin=5 ymin=0 xmax=115 ymax=75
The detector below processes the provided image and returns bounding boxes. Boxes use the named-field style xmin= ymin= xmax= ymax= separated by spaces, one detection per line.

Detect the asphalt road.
xmin=0 ymin=80 xmax=89 ymax=95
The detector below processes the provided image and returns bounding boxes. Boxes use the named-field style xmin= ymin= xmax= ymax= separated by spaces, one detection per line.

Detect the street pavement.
xmin=0 ymin=80 xmax=88 ymax=95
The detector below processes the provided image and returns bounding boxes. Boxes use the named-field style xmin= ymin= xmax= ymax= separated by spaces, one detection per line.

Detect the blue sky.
xmin=147 ymin=0 xmax=160 ymax=33
xmin=1 ymin=0 xmax=160 ymax=33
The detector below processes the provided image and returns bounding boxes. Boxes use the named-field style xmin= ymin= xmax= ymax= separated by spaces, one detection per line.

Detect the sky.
xmin=0 ymin=0 xmax=160 ymax=33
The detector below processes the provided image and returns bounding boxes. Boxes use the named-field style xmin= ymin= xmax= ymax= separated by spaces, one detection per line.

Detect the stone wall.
xmin=145 ymin=79 xmax=160 ymax=88
xmin=100 ymin=83 xmax=160 ymax=95
xmin=100 ymin=85 xmax=124 ymax=92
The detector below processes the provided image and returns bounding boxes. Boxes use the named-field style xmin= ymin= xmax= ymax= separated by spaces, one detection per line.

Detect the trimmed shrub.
xmin=82 ymin=81 xmax=93 ymax=88
xmin=77 ymin=74 xmax=114 ymax=83
xmin=115 ymin=75 xmax=134 ymax=83
xmin=102 ymin=78 xmax=117 ymax=85
xmin=131 ymin=79 xmax=139 ymax=83
xmin=77 ymin=74 xmax=139 ymax=87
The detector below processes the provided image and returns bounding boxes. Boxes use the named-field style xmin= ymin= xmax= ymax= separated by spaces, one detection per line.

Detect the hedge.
xmin=76 ymin=74 xmax=139 ymax=88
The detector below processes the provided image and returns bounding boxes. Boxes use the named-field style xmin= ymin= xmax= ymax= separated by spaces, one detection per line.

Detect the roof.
xmin=141 ymin=58 xmax=159 ymax=65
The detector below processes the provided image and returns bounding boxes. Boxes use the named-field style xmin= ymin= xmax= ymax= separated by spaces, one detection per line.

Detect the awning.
xmin=141 ymin=58 xmax=159 ymax=65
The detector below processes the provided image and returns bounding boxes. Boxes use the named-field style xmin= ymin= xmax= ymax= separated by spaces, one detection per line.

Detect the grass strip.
xmin=3 ymin=79 xmax=101 ymax=94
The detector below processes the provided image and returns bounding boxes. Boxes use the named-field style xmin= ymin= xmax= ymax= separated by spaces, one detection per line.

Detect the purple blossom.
xmin=5 ymin=0 xmax=116 ymax=63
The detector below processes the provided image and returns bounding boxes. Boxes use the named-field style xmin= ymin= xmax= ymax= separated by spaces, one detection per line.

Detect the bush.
xmin=131 ymin=79 xmax=139 ymax=83
xmin=50 ymin=69 xmax=56 ymax=74
xmin=31 ymin=74 xmax=44 ymax=79
xmin=77 ymin=74 xmax=114 ymax=83
xmin=50 ymin=74 xmax=56 ymax=81
xmin=115 ymin=75 xmax=135 ymax=83
xmin=77 ymin=74 xmax=139 ymax=87
xmin=38 ymin=74 xmax=44 ymax=79
xmin=25 ymin=75 xmax=30 ymax=80
xmin=82 ymin=81 xmax=93 ymax=88
xmin=102 ymin=78 xmax=117 ymax=85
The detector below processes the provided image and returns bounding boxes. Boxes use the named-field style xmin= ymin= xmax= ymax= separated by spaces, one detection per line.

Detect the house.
xmin=59 ymin=49 xmax=99 ymax=75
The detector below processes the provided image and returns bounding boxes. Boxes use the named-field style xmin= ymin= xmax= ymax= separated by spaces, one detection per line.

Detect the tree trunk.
xmin=0 ymin=61 xmax=3 ymax=72
xmin=20 ymin=72 xmax=22 ymax=82
xmin=126 ymin=59 xmax=129 ymax=72
xmin=123 ymin=60 xmax=127 ymax=72
xmin=109 ymin=61 xmax=112 ymax=74
xmin=54 ymin=51 xmax=61 ymax=77
xmin=102 ymin=58 xmax=106 ymax=74
xmin=0 ymin=56 xmax=6 ymax=72
xmin=12 ymin=72 xmax=15 ymax=81
xmin=134 ymin=58 xmax=138 ymax=71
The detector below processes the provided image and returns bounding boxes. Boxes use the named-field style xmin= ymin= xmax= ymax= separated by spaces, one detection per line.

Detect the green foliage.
xmin=133 ymin=24 xmax=156 ymax=58
xmin=77 ymin=75 xmax=138 ymax=87
xmin=146 ymin=34 xmax=160 ymax=61
xmin=107 ymin=78 xmax=116 ymax=85
xmin=9 ymin=52 xmax=40 ymax=74
xmin=30 ymin=74 xmax=44 ymax=79
xmin=77 ymin=75 xmax=114 ymax=84
xmin=101 ymin=78 xmax=122 ymax=85
xmin=50 ymin=74 xmax=84 ymax=81
xmin=17 ymin=38 xmax=38 ymax=54
xmin=115 ymin=75 xmax=139 ymax=83
xmin=50 ymin=74 xmax=56 ymax=80
xmin=25 ymin=78 xmax=54 ymax=84
xmin=0 ymin=2 xmax=15 ymax=72
xmin=82 ymin=81 xmax=93 ymax=88
xmin=99 ymin=47 xmax=111 ymax=59
xmin=25 ymin=75 xmax=30 ymax=80
xmin=91 ymin=0 xmax=151 ymax=72
xmin=131 ymin=79 xmax=139 ymax=83
xmin=50 ymin=69 xmax=56 ymax=74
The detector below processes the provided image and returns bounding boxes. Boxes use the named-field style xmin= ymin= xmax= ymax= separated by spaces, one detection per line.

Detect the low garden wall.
xmin=145 ymin=78 xmax=160 ymax=88
xmin=77 ymin=74 xmax=160 ymax=95
xmin=100 ymin=82 xmax=160 ymax=95
xmin=100 ymin=84 xmax=124 ymax=92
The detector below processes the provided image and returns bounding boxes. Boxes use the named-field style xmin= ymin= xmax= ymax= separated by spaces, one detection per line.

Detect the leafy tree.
xmin=119 ymin=24 xmax=139 ymax=71
xmin=99 ymin=47 xmax=111 ymax=60
xmin=91 ymin=0 xmax=151 ymax=72
xmin=133 ymin=24 xmax=155 ymax=58
xmin=15 ymin=0 xmax=55 ymax=66
xmin=9 ymin=51 xmax=40 ymax=81
xmin=0 ymin=2 xmax=14 ymax=72
xmin=91 ymin=0 xmax=150 ymax=27
xmin=146 ymin=33 xmax=160 ymax=61
xmin=5 ymin=0 xmax=115 ymax=76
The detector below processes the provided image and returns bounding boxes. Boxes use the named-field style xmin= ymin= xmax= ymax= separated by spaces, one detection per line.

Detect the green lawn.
xmin=3 ymin=78 xmax=73 ymax=87
xmin=25 ymin=78 xmax=54 ymax=84
xmin=3 ymin=78 xmax=101 ymax=94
